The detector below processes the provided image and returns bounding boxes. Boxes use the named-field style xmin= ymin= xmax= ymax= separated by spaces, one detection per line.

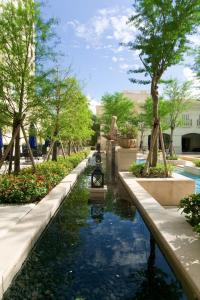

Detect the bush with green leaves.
xmin=129 ymin=163 xmax=174 ymax=178
xmin=194 ymin=160 xmax=200 ymax=167
xmin=119 ymin=123 xmax=138 ymax=139
xmin=179 ymin=193 xmax=200 ymax=233
xmin=0 ymin=151 xmax=89 ymax=204
xmin=166 ymin=155 xmax=178 ymax=160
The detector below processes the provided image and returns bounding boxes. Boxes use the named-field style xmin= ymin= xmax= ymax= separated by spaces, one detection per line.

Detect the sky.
xmin=43 ymin=0 xmax=200 ymax=113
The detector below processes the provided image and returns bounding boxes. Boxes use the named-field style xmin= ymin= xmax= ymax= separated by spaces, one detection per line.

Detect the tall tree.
xmin=127 ymin=0 xmax=200 ymax=169
xmin=60 ymin=88 xmax=93 ymax=153
xmin=101 ymin=92 xmax=137 ymax=133
xmin=163 ymin=80 xmax=192 ymax=157
xmin=0 ymin=0 xmax=56 ymax=173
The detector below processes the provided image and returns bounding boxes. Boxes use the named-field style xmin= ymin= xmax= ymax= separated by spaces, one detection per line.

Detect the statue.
xmin=109 ymin=116 xmax=118 ymax=140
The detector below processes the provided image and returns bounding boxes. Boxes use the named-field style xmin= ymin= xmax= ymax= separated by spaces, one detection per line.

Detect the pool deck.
xmin=0 ymin=157 xmax=90 ymax=299
xmin=119 ymin=171 xmax=200 ymax=300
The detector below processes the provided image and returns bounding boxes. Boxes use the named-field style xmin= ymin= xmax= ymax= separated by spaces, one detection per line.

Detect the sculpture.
xmin=109 ymin=116 xmax=118 ymax=140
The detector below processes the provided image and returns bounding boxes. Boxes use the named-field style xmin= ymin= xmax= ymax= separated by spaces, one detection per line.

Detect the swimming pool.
xmin=4 ymin=172 xmax=188 ymax=300
xmin=175 ymin=168 xmax=200 ymax=193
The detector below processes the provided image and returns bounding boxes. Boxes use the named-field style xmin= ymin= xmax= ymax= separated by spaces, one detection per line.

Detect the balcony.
xmin=181 ymin=119 xmax=192 ymax=128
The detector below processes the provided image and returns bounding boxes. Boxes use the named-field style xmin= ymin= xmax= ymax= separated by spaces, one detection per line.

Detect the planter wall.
xmin=184 ymin=165 xmax=200 ymax=176
xmin=115 ymin=147 xmax=137 ymax=172
xmin=136 ymin=173 xmax=195 ymax=206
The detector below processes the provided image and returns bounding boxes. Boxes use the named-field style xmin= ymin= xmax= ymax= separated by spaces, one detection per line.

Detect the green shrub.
xmin=129 ymin=163 xmax=174 ymax=178
xmin=0 ymin=151 xmax=89 ymax=204
xmin=179 ymin=193 xmax=200 ymax=230
xmin=166 ymin=155 xmax=178 ymax=160
xmin=194 ymin=159 xmax=200 ymax=167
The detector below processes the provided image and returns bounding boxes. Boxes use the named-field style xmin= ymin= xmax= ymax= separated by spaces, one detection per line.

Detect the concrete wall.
xmin=136 ymin=173 xmax=195 ymax=206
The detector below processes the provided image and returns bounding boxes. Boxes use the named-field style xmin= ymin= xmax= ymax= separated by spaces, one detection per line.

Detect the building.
xmin=97 ymin=90 xmax=200 ymax=154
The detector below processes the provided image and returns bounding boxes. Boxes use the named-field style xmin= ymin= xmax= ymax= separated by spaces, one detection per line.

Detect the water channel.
xmin=3 ymin=165 xmax=188 ymax=300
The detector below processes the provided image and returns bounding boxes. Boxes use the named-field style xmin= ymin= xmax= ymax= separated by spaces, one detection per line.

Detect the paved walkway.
xmin=0 ymin=158 xmax=43 ymax=174
xmin=0 ymin=204 xmax=36 ymax=239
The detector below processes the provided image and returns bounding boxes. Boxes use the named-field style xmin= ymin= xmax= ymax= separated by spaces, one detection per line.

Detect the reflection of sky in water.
xmin=4 ymin=176 xmax=187 ymax=300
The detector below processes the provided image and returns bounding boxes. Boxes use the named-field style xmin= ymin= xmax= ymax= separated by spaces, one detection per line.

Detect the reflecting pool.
xmin=4 ymin=173 xmax=188 ymax=300
xmin=175 ymin=168 xmax=200 ymax=193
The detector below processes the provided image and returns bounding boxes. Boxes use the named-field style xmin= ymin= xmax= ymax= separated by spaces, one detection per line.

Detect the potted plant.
xmin=118 ymin=124 xmax=138 ymax=148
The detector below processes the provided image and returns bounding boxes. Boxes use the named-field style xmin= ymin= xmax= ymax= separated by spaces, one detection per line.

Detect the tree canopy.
xmin=101 ymin=92 xmax=137 ymax=133
xmin=127 ymin=0 xmax=200 ymax=168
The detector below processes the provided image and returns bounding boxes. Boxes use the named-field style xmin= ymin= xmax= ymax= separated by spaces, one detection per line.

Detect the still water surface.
xmin=4 ymin=173 xmax=187 ymax=300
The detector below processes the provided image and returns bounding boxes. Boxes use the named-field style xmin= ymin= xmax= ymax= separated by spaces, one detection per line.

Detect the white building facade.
xmin=97 ymin=90 xmax=200 ymax=154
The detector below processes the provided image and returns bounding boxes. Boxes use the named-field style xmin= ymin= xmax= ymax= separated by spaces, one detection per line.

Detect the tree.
xmin=0 ymin=0 xmax=56 ymax=173
xmin=101 ymin=92 xmax=137 ymax=133
xmin=193 ymin=47 xmax=200 ymax=83
xmin=141 ymin=97 xmax=170 ymax=131
xmin=60 ymin=88 xmax=93 ymax=154
xmin=127 ymin=0 xmax=200 ymax=170
xmin=163 ymin=80 xmax=192 ymax=157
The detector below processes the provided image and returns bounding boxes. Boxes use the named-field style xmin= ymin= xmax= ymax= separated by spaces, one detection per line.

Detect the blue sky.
xmin=43 ymin=0 xmax=200 ymax=112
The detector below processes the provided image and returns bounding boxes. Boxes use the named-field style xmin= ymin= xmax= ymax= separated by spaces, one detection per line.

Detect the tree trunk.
xmin=169 ymin=127 xmax=174 ymax=157
xmin=68 ymin=141 xmax=71 ymax=156
xmin=52 ymin=141 xmax=58 ymax=161
xmin=14 ymin=113 xmax=21 ymax=174
xmin=151 ymin=79 xmax=159 ymax=167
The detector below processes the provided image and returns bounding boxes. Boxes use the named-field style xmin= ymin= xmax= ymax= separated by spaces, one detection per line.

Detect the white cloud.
xmin=87 ymin=95 xmax=100 ymax=114
xmin=183 ymin=67 xmax=200 ymax=97
xmin=112 ymin=56 xmax=125 ymax=63
xmin=112 ymin=56 xmax=118 ymax=62
xmin=67 ymin=6 xmax=136 ymax=49
xmin=119 ymin=63 xmax=131 ymax=70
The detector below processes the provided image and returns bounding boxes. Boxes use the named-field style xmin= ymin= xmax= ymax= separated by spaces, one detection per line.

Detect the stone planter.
xmin=119 ymin=172 xmax=195 ymax=206
xmin=115 ymin=147 xmax=137 ymax=172
xmin=118 ymin=138 xmax=137 ymax=149
xmin=184 ymin=165 xmax=200 ymax=176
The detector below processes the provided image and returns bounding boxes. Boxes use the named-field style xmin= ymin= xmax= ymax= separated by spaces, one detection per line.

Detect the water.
xmin=4 ymin=173 xmax=187 ymax=300
xmin=175 ymin=168 xmax=200 ymax=193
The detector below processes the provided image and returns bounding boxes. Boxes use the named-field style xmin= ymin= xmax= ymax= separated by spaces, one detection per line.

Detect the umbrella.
xmin=0 ymin=129 xmax=3 ymax=150
xmin=44 ymin=138 xmax=50 ymax=147
xmin=29 ymin=123 xmax=37 ymax=149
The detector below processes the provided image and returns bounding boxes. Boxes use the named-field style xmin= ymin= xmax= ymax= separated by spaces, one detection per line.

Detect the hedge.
xmin=0 ymin=151 xmax=89 ymax=204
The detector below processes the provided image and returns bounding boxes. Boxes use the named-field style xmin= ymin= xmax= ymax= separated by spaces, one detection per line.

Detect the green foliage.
xmin=0 ymin=151 xmax=88 ymax=204
xmin=179 ymin=193 xmax=200 ymax=233
xmin=119 ymin=123 xmax=138 ymax=138
xmin=130 ymin=163 xmax=174 ymax=178
xmin=163 ymin=80 xmax=192 ymax=128
xmin=141 ymin=97 xmax=171 ymax=130
xmin=194 ymin=160 xmax=200 ymax=167
xmin=166 ymin=155 xmax=178 ymax=160
xmin=101 ymin=92 xmax=137 ymax=133
xmin=128 ymin=1 xmax=200 ymax=85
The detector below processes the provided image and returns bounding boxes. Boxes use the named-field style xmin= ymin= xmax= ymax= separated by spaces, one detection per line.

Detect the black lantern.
xmin=91 ymin=166 xmax=104 ymax=188
xmin=95 ymin=152 xmax=101 ymax=163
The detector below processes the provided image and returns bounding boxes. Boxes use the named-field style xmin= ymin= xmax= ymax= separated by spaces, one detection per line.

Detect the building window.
xmin=181 ymin=114 xmax=192 ymax=127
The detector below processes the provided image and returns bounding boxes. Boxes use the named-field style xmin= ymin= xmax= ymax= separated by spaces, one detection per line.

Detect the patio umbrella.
xmin=44 ymin=138 xmax=50 ymax=147
xmin=0 ymin=128 xmax=3 ymax=150
xmin=29 ymin=123 xmax=37 ymax=149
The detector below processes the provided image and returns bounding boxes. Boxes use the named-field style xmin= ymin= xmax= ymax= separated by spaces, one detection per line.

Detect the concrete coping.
xmin=119 ymin=171 xmax=200 ymax=300
xmin=0 ymin=154 xmax=92 ymax=299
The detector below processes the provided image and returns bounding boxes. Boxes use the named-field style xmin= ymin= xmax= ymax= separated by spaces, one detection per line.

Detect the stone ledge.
xmin=0 ymin=155 xmax=91 ymax=299
xmin=184 ymin=165 xmax=200 ymax=176
xmin=119 ymin=171 xmax=200 ymax=300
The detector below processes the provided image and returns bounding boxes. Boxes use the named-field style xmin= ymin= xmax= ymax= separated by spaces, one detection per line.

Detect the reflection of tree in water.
xmin=105 ymin=189 xmax=136 ymax=221
xmin=128 ymin=236 xmax=184 ymax=300
xmin=4 ymin=177 xmax=89 ymax=300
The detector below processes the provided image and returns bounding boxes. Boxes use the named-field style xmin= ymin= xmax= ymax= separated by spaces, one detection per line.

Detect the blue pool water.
xmin=175 ymin=168 xmax=200 ymax=193
xmin=3 ymin=173 xmax=188 ymax=300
